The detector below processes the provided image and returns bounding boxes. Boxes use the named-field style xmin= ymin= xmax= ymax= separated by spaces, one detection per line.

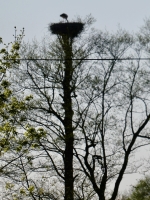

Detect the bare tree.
xmin=74 ymin=28 xmax=150 ymax=200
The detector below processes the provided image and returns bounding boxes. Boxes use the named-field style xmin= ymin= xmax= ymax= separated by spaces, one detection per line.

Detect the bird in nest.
xmin=60 ymin=13 xmax=68 ymax=22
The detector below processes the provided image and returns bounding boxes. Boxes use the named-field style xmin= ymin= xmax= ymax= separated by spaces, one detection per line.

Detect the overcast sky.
xmin=1 ymin=0 xmax=150 ymax=194
xmin=1 ymin=0 xmax=150 ymax=43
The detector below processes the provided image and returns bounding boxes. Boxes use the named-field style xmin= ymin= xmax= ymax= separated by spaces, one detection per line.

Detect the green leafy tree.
xmin=0 ymin=29 xmax=37 ymax=200
xmin=0 ymin=31 xmax=23 ymax=154
xmin=125 ymin=176 xmax=150 ymax=200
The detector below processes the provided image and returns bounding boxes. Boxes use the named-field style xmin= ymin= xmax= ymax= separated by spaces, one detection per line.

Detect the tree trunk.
xmin=62 ymin=35 xmax=74 ymax=200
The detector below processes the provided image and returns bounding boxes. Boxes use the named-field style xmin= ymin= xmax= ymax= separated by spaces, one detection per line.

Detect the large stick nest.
xmin=49 ymin=22 xmax=84 ymax=38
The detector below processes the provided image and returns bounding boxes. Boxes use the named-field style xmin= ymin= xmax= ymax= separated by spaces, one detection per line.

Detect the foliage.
xmin=127 ymin=176 xmax=150 ymax=200
xmin=0 ymin=28 xmax=30 ymax=155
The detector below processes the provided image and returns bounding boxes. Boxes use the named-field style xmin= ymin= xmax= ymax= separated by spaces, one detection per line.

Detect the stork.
xmin=60 ymin=13 xmax=68 ymax=22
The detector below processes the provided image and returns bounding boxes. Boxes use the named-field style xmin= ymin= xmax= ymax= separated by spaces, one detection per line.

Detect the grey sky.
xmin=1 ymin=0 xmax=150 ymax=43
xmin=1 ymin=0 xmax=150 ymax=194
